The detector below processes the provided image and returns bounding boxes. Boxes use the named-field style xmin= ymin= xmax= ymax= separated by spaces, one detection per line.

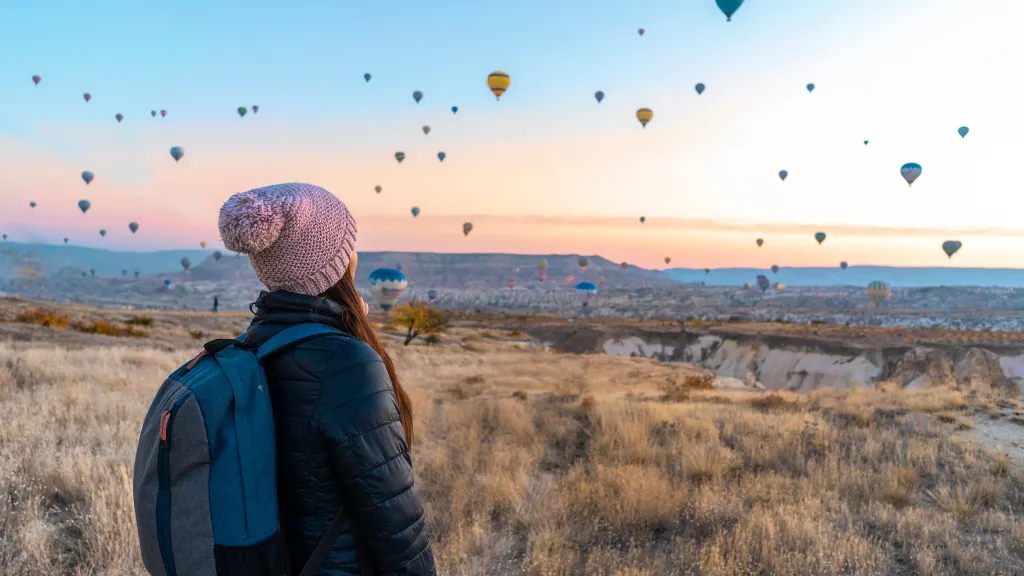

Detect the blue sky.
xmin=1 ymin=0 xmax=1022 ymax=268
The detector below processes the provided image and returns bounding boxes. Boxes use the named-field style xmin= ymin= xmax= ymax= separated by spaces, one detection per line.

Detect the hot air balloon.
xmin=32 ymin=75 xmax=41 ymax=85
xmin=806 ymin=83 xmax=815 ymax=93
xmin=369 ymin=268 xmax=408 ymax=311
xmin=83 ymin=93 xmax=91 ymax=103
xmin=427 ymin=288 xmax=438 ymax=303
xmin=134 ymin=271 xmax=139 ymax=278
xmin=705 ymin=268 xmax=711 ymax=274
xmin=82 ymin=171 xmax=94 ymax=185
xmin=375 ymin=185 xmax=382 ymax=194
xmin=129 ymin=222 xmax=139 ymax=234
xmin=771 ymin=265 xmax=780 ymax=274
xmin=756 ymin=238 xmax=764 ymax=247
xmin=238 ymin=107 xmax=247 ymax=118
xmin=121 ymin=269 xmax=127 ymax=277
xmin=744 ymin=282 xmax=751 ymax=289
xmin=640 ymin=216 xmax=646 ymax=223
xmin=437 ymin=151 xmax=446 ymax=162
xmin=864 ymin=140 xmax=869 ymax=145
xmin=90 ymin=269 xmax=95 ymax=277
xmin=866 ymin=281 xmax=891 ymax=307
xmin=160 ymin=109 xmax=167 ymax=118
xmin=695 ymin=83 xmax=705 ymax=95
xmin=200 ymin=241 xmax=208 ymax=249
xmin=775 ymin=283 xmax=787 ymax=291
xmin=595 ymin=91 xmax=605 ymax=103
xmin=411 ymin=206 xmax=420 ymax=217
xmin=578 ymin=257 xmax=589 ymax=271
xmin=170 ymin=146 xmax=184 ymax=162
xmin=29 ymin=202 xmax=36 ymax=208
xmin=99 ymin=229 xmax=106 ymax=237
xmin=566 ymin=275 xmax=575 ymax=285
xmin=942 ymin=240 xmax=962 ymax=259
xmin=63 ymin=238 xmax=68 ymax=244
xmin=636 ymin=108 xmax=653 ymax=128
xmin=151 ymin=110 xmax=157 ymax=117
xmin=115 ymin=113 xmax=123 ymax=123
xmin=488 ymin=71 xmax=510 ymax=100
xmin=637 ymin=28 xmax=645 ymax=36
xmin=756 ymin=275 xmax=770 ymax=292
xmin=2 ymin=234 xmax=6 ymax=241
xmin=451 ymin=106 xmax=458 ymax=114
xmin=664 ymin=256 xmax=671 ymax=265
xmin=181 ymin=257 xmax=192 ymax=272
xmin=576 ymin=281 xmax=598 ymax=308
xmin=413 ymin=91 xmax=423 ymax=104
xmin=364 ymin=73 xmax=371 ymax=82
xmin=779 ymin=170 xmax=788 ymax=181
xmin=815 ymin=232 xmax=826 ymax=245
xmin=958 ymin=126 xmax=969 ymax=138
xmin=252 ymin=105 xmax=259 ymax=114
xmin=422 ymin=125 xmax=431 ymax=135
xmin=213 ymin=250 xmax=222 ymax=261
xmin=164 ymin=279 xmax=171 ymax=287
xmin=840 ymin=261 xmax=848 ymax=270
xmin=395 ymin=151 xmax=405 ymax=164
xmin=620 ymin=262 xmax=628 ymax=271
xmin=78 ymin=199 xmax=91 ymax=213
xmin=507 ymin=277 xmax=517 ymax=289
xmin=538 ymin=260 xmax=548 ymax=271
xmin=716 ymin=0 xmax=744 ymax=21
xmin=463 ymin=222 xmax=473 ymax=236
xmin=901 ymin=163 xmax=922 ymax=186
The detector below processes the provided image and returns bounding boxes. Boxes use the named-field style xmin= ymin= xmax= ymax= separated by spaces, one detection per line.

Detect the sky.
xmin=1 ymin=0 xmax=1022 ymax=270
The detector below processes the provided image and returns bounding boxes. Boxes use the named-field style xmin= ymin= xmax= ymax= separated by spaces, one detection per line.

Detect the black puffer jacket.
xmin=246 ymin=290 xmax=436 ymax=576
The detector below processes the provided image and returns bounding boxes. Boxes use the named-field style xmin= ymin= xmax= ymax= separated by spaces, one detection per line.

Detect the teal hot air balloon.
xmin=901 ymin=163 xmax=922 ymax=186
xmin=437 ymin=151 xmax=446 ymax=162
xmin=771 ymin=265 xmax=780 ymax=274
xmin=958 ymin=126 xmax=969 ymax=138
xmin=806 ymin=83 xmax=815 ymax=93
xmin=942 ymin=240 xmax=962 ymax=259
xmin=99 ymin=229 xmax=106 ymax=237
xmin=756 ymin=275 xmax=770 ymax=292
xmin=29 ymin=202 xmax=36 ymax=208
xmin=151 ymin=110 xmax=157 ymax=117
xmin=640 ymin=216 xmax=646 ymax=223
xmin=364 ymin=73 xmax=371 ymax=82
xmin=840 ymin=261 xmax=848 ymax=270
xmin=411 ymin=206 xmax=420 ymax=217
xmin=63 ymin=237 xmax=68 ymax=244
xmin=82 ymin=171 xmax=94 ymax=185
xmin=756 ymin=238 xmax=764 ymax=247
xmin=129 ymin=222 xmax=139 ymax=234
xmin=815 ymin=232 xmax=826 ymax=245
xmin=716 ymin=0 xmax=744 ymax=21
xmin=170 ymin=146 xmax=184 ymax=162
xmin=413 ymin=91 xmax=423 ymax=104
xmin=369 ymin=268 xmax=408 ymax=311
xmin=395 ymin=151 xmax=405 ymax=164
xmin=451 ymin=106 xmax=458 ymax=114
xmin=576 ymin=281 xmax=598 ymax=308
xmin=864 ymin=140 xmax=869 ymax=145
xmin=78 ymin=199 xmax=91 ymax=213
xmin=237 ymin=107 xmax=248 ymax=118
xmin=695 ymin=83 xmax=705 ymax=95
xmin=595 ymin=90 xmax=605 ymax=103
xmin=779 ymin=170 xmax=788 ymax=181
xmin=164 ymin=279 xmax=171 ymax=287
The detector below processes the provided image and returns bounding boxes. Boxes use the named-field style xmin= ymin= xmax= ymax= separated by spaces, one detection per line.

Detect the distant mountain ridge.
xmin=667 ymin=267 xmax=1024 ymax=288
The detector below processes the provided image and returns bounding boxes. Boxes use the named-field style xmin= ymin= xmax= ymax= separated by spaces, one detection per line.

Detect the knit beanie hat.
xmin=218 ymin=182 xmax=357 ymax=296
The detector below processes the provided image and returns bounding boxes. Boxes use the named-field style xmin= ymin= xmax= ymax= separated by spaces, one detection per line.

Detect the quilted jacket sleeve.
xmin=315 ymin=340 xmax=436 ymax=576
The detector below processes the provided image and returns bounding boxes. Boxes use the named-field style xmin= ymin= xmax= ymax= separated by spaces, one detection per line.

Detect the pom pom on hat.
xmin=218 ymin=189 xmax=290 ymax=254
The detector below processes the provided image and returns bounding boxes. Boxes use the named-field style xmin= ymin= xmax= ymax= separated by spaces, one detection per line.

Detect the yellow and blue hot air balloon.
xmin=866 ymin=281 xmax=891 ymax=307
xmin=488 ymin=71 xmax=510 ymax=100
xmin=636 ymin=108 xmax=653 ymax=128
xmin=369 ymin=268 xmax=408 ymax=311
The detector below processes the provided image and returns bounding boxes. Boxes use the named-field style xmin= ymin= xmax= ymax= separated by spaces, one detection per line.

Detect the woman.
xmin=219 ymin=183 xmax=435 ymax=576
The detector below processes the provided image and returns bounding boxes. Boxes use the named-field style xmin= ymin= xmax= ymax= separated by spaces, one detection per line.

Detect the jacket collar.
xmin=249 ymin=290 xmax=344 ymax=329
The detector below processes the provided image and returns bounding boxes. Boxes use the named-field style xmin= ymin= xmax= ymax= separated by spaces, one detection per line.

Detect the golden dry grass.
xmin=2 ymin=313 xmax=1024 ymax=574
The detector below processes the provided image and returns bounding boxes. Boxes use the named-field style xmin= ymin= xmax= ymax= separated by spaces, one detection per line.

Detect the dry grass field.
xmin=3 ymin=299 xmax=1024 ymax=574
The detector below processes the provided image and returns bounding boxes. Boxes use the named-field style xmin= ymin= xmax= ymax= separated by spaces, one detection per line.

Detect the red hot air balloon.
xmin=32 ymin=75 xmax=41 ymax=85
xmin=83 ymin=93 xmax=91 ymax=103
xmin=160 ymin=109 xmax=167 ymax=118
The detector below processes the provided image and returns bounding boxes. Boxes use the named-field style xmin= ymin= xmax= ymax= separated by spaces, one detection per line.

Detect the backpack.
xmin=133 ymin=323 xmax=359 ymax=576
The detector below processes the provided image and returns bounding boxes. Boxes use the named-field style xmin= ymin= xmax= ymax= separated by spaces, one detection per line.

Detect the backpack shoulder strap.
xmin=254 ymin=323 xmax=346 ymax=362
xmin=298 ymin=506 xmax=371 ymax=576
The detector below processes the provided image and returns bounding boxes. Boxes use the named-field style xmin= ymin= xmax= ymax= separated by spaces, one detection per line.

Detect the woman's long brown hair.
xmin=319 ymin=270 xmax=415 ymax=446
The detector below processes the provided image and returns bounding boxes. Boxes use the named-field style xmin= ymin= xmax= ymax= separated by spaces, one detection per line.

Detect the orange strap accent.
xmin=186 ymin=350 xmax=207 ymax=371
xmin=160 ymin=410 xmax=171 ymax=442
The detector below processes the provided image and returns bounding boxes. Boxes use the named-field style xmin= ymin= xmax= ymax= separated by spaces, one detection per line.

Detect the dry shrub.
xmin=660 ymin=372 xmax=715 ymax=402
xmin=16 ymin=308 xmax=68 ymax=329
xmin=72 ymin=320 xmax=147 ymax=338
xmin=127 ymin=316 xmax=153 ymax=326
xmin=187 ymin=329 xmax=204 ymax=340
xmin=750 ymin=393 xmax=793 ymax=412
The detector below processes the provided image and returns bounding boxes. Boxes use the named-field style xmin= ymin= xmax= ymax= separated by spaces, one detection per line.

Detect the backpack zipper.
xmin=156 ymin=394 xmax=190 ymax=576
